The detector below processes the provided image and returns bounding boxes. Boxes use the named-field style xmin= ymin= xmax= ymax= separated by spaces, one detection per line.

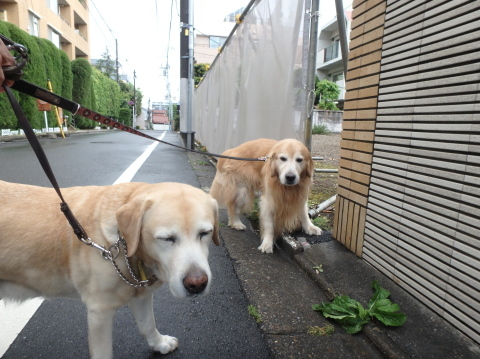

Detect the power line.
xmin=89 ymin=11 xmax=115 ymax=52
xmin=90 ymin=0 xmax=116 ymax=41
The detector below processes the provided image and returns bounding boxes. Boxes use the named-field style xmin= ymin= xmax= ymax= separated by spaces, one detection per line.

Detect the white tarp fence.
xmin=194 ymin=0 xmax=308 ymax=155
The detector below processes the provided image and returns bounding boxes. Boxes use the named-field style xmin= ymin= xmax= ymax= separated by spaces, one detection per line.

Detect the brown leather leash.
xmin=1 ymin=34 xmax=267 ymax=162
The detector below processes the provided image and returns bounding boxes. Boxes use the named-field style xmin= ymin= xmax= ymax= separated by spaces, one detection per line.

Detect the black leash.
xmin=3 ymin=84 xmax=89 ymax=242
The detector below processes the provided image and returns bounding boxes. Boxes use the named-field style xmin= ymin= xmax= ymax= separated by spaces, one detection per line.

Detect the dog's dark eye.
xmin=280 ymin=156 xmax=287 ymax=162
xmin=296 ymin=158 xmax=303 ymax=163
xmin=199 ymin=230 xmax=212 ymax=239
xmin=163 ymin=236 xmax=176 ymax=243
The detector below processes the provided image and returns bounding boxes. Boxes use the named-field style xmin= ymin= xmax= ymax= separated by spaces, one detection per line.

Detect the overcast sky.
xmin=89 ymin=0 xmax=352 ymax=107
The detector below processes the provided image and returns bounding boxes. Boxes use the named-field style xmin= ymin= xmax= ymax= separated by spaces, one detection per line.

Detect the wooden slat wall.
xmin=361 ymin=0 xmax=480 ymax=344
xmin=333 ymin=0 xmax=387 ymax=256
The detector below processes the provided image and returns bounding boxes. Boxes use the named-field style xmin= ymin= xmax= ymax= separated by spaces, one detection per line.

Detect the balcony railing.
xmin=324 ymin=41 xmax=339 ymax=62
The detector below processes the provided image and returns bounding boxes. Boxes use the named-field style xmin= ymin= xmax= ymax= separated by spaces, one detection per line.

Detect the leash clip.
xmin=0 ymin=34 xmax=28 ymax=81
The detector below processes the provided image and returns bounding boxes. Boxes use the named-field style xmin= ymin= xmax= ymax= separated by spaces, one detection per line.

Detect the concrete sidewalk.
xmin=188 ymin=149 xmax=480 ymax=359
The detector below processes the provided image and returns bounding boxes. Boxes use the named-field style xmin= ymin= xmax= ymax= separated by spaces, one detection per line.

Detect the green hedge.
xmin=59 ymin=50 xmax=73 ymax=122
xmin=2 ymin=21 xmax=46 ymax=128
xmin=0 ymin=21 xmax=142 ymax=130
xmin=71 ymin=57 xmax=95 ymax=129
xmin=0 ymin=21 xmax=16 ymax=129
xmin=118 ymin=107 xmax=132 ymax=126
xmin=92 ymin=67 xmax=122 ymax=119
xmin=35 ymin=37 xmax=63 ymax=127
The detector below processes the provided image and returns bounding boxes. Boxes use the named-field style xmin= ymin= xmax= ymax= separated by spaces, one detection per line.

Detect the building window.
xmin=209 ymin=36 xmax=226 ymax=49
xmin=29 ymin=12 xmax=40 ymax=36
xmin=48 ymin=0 xmax=59 ymax=15
xmin=49 ymin=26 xmax=61 ymax=48
xmin=332 ymin=72 xmax=344 ymax=82
xmin=324 ymin=40 xmax=339 ymax=62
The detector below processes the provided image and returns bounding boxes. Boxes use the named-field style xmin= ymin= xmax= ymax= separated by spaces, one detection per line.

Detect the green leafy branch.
xmin=312 ymin=280 xmax=407 ymax=334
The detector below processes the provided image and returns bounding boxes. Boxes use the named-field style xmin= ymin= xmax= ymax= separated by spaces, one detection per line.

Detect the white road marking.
xmin=0 ymin=131 xmax=166 ymax=357
xmin=0 ymin=298 xmax=44 ymax=356
xmin=113 ymin=131 xmax=165 ymax=184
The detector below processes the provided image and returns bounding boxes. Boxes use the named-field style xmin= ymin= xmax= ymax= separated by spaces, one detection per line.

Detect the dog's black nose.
xmin=183 ymin=270 xmax=208 ymax=294
xmin=285 ymin=174 xmax=296 ymax=184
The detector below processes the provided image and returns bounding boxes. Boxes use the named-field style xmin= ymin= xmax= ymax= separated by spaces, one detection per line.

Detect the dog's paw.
xmin=229 ymin=221 xmax=246 ymax=231
xmin=258 ymin=241 xmax=274 ymax=253
xmin=305 ymin=225 xmax=322 ymax=236
xmin=151 ymin=335 xmax=178 ymax=354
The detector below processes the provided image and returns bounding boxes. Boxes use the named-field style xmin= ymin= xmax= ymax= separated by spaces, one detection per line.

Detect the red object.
xmin=152 ymin=110 xmax=169 ymax=124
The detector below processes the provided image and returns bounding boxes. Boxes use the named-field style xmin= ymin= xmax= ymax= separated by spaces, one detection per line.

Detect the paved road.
xmin=0 ymin=130 xmax=273 ymax=359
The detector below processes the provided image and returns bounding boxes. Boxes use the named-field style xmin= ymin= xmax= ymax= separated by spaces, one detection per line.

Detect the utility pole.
xmin=335 ymin=0 xmax=349 ymax=77
xmin=180 ymin=0 xmax=194 ymax=149
xmin=133 ymin=70 xmax=136 ymax=129
xmin=115 ymin=39 xmax=119 ymax=83
xmin=304 ymin=0 xmax=319 ymax=151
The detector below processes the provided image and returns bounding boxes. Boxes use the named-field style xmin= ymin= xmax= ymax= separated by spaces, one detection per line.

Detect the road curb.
xmin=279 ymin=235 xmax=410 ymax=359
xmin=0 ymin=129 xmax=114 ymax=143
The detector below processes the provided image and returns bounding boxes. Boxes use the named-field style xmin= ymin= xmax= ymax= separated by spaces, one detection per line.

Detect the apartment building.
xmin=194 ymin=22 xmax=232 ymax=64
xmin=194 ymin=7 xmax=243 ymax=65
xmin=0 ymin=0 xmax=89 ymax=60
xmin=316 ymin=11 xmax=352 ymax=102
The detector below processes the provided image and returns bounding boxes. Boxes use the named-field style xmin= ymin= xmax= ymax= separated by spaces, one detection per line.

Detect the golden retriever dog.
xmin=210 ymin=138 xmax=322 ymax=253
xmin=0 ymin=180 xmax=219 ymax=359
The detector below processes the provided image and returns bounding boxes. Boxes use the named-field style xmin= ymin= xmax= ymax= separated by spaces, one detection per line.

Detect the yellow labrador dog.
xmin=210 ymin=138 xmax=321 ymax=253
xmin=0 ymin=180 xmax=219 ymax=359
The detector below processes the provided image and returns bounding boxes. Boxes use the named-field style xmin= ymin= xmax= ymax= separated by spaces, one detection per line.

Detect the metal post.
xmin=187 ymin=0 xmax=194 ymax=150
xmin=133 ymin=70 xmax=136 ymax=129
xmin=304 ymin=0 xmax=320 ymax=151
xmin=115 ymin=39 xmax=119 ymax=83
xmin=179 ymin=0 xmax=194 ymax=149
xmin=335 ymin=0 xmax=349 ymax=77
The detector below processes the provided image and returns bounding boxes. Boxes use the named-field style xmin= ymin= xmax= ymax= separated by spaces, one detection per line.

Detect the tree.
xmin=118 ymin=107 xmax=132 ymax=126
xmin=315 ymin=78 xmax=341 ymax=111
xmin=118 ymin=80 xmax=143 ymax=117
xmin=194 ymin=63 xmax=210 ymax=86
xmin=94 ymin=47 xmax=117 ymax=81
xmin=171 ymin=104 xmax=180 ymax=131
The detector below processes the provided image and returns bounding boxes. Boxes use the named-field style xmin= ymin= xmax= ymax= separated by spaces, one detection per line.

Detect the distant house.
xmin=316 ymin=11 xmax=353 ymax=102
xmin=194 ymin=7 xmax=245 ymax=65
xmin=151 ymin=109 xmax=169 ymax=131
xmin=194 ymin=21 xmax=233 ymax=64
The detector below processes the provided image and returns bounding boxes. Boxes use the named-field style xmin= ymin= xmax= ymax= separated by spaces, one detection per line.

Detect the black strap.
xmin=3 ymin=84 xmax=89 ymax=241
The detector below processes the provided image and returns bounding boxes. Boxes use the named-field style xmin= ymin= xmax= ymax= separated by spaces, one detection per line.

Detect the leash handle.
xmin=2 ymin=84 xmax=89 ymax=242
xmin=0 ymin=34 xmax=28 ymax=81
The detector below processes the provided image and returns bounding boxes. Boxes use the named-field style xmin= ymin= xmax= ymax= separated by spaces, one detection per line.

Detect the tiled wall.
xmin=333 ymin=0 xmax=387 ymax=256
xmin=334 ymin=0 xmax=480 ymax=345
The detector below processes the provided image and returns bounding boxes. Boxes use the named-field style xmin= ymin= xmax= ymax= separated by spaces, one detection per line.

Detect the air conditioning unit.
xmin=0 ymin=9 xmax=7 ymax=22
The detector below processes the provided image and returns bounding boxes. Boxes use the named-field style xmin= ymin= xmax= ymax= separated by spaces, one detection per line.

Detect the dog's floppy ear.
xmin=211 ymin=197 xmax=220 ymax=246
xmin=269 ymin=152 xmax=279 ymax=178
xmin=116 ymin=198 xmax=152 ymax=257
xmin=303 ymin=155 xmax=314 ymax=178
